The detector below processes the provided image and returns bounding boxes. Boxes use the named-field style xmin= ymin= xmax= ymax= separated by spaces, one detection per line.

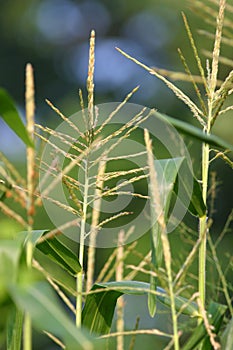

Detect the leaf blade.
xmin=0 ymin=88 xmax=34 ymax=147
xmin=9 ymin=280 xmax=101 ymax=350
xmin=82 ymin=281 xmax=199 ymax=335
xmin=182 ymin=301 xmax=227 ymax=350
xmin=154 ymin=111 xmax=233 ymax=152
xmin=36 ymin=237 xmax=81 ymax=276
xmin=221 ymin=316 xmax=233 ymax=350
xmin=173 ymin=159 xmax=206 ymax=218
xmin=148 ymin=157 xmax=184 ymax=317
xmin=7 ymin=306 xmax=24 ymax=350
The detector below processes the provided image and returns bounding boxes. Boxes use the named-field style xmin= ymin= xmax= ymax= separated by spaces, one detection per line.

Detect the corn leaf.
xmin=0 ymin=239 xmax=24 ymax=345
xmin=34 ymin=249 xmax=76 ymax=295
xmin=0 ymin=240 xmax=23 ymax=284
xmin=82 ymin=281 xmax=198 ymax=335
xmin=0 ymin=88 xmax=34 ymax=147
xmin=186 ymin=176 xmax=206 ymax=217
xmin=7 ymin=306 xmax=23 ymax=350
xmin=148 ymin=157 xmax=184 ymax=317
xmin=9 ymin=280 xmax=102 ymax=350
xmin=221 ymin=316 xmax=233 ymax=350
xmin=18 ymin=231 xmax=78 ymax=294
xmin=17 ymin=229 xmax=48 ymax=247
xmin=153 ymin=111 xmax=233 ymax=152
xmin=182 ymin=301 xmax=227 ymax=350
xmin=173 ymin=159 xmax=206 ymax=218
xmin=36 ymin=237 xmax=81 ymax=276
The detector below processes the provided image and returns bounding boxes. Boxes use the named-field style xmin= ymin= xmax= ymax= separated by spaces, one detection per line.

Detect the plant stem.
xmin=24 ymin=237 xmax=33 ymax=350
xmin=76 ymin=271 xmax=83 ymax=327
xmin=76 ymin=159 xmax=89 ymax=327
xmin=161 ymin=232 xmax=179 ymax=350
xmin=199 ymin=0 xmax=225 ymax=316
xmin=145 ymin=129 xmax=179 ymax=350
xmin=116 ymin=231 xmax=124 ymax=350
xmin=76 ymin=29 xmax=95 ymax=327
xmin=23 ymin=314 xmax=32 ymax=350
xmin=198 ymin=140 xmax=209 ymax=307
xmin=24 ymin=63 xmax=35 ymax=350
xmin=86 ymin=157 xmax=106 ymax=292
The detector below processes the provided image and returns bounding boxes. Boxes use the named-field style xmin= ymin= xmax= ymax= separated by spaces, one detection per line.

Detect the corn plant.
xmin=0 ymin=0 xmax=233 ymax=349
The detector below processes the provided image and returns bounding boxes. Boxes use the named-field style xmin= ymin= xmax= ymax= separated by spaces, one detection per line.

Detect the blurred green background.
xmin=0 ymin=0 xmax=232 ymax=349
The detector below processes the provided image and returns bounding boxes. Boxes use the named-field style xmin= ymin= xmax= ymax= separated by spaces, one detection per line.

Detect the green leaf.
xmin=0 ymin=254 xmax=16 ymax=306
xmin=34 ymin=249 xmax=76 ymax=295
xmin=0 ymin=239 xmax=24 ymax=328
xmin=9 ymin=280 xmax=102 ymax=350
xmin=182 ymin=301 xmax=227 ymax=350
xmin=154 ymin=111 xmax=233 ymax=152
xmin=0 ymin=88 xmax=34 ymax=147
xmin=154 ymin=157 xmax=185 ymax=217
xmin=82 ymin=283 xmax=122 ymax=335
xmin=16 ymin=230 xmax=49 ymax=265
xmin=0 ymin=240 xmax=23 ymax=270
xmin=148 ymin=157 xmax=184 ymax=317
xmin=82 ymin=281 xmax=199 ymax=335
xmin=173 ymin=159 xmax=206 ymax=218
xmin=17 ymin=229 xmax=48 ymax=247
xmin=7 ymin=306 xmax=23 ymax=350
xmin=188 ymin=176 xmax=206 ymax=217
xmin=36 ymin=237 xmax=81 ymax=276
xmin=0 ymin=240 xmax=24 ymax=291
xmin=221 ymin=316 xmax=233 ymax=350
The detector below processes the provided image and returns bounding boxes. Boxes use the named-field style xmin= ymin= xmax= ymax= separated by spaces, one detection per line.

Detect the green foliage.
xmin=173 ymin=159 xmax=206 ymax=218
xmin=154 ymin=111 xmax=233 ymax=152
xmin=148 ymin=157 xmax=184 ymax=317
xmin=0 ymin=88 xmax=34 ymax=147
xmin=0 ymin=235 xmax=103 ymax=350
xmin=36 ymin=237 xmax=81 ymax=276
xmin=0 ymin=1 xmax=232 ymax=349
xmin=221 ymin=316 xmax=233 ymax=350
xmin=6 ymin=307 xmax=23 ymax=350
xmin=34 ymin=249 xmax=76 ymax=295
xmin=9 ymin=280 xmax=103 ymax=350
xmin=182 ymin=302 xmax=227 ymax=350
xmin=82 ymin=281 xmax=199 ymax=335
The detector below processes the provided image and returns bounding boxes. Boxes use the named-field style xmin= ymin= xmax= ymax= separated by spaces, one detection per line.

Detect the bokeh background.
xmin=0 ymin=0 xmax=232 ymax=349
